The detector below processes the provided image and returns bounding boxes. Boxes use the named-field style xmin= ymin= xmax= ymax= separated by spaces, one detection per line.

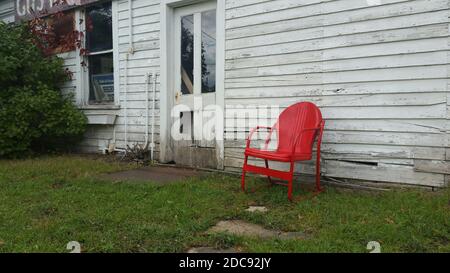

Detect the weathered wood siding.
xmin=223 ymin=0 xmax=450 ymax=187
xmin=0 ymin=0 xmax=14 ymax=23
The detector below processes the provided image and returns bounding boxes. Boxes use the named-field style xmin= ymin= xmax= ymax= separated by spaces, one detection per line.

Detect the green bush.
xmin=0 ymin=22 xmax=87 ymax=158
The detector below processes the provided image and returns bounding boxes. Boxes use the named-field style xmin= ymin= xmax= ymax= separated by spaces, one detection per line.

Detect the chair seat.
xmin=245 ymin=147 xmax=312 ymax=162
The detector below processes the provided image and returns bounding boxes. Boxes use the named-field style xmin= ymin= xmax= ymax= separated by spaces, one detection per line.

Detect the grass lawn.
xmin=0 ymin=155 xmax=448 ymax=253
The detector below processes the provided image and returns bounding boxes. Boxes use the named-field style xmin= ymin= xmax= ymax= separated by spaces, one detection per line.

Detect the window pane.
xmin=181 ymin=15 xmax=194 ymax=95
xmin=201 ymin=10 xmax=216 ymax=93
xmin=86 ymin=2 xmax=113 ymax=52
xmin=89 ymin=53 xmax=114 ymax=103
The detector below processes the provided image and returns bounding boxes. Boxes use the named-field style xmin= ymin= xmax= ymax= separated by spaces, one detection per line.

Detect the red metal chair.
xmin=241 ymin=102 xmax=325 ymax=201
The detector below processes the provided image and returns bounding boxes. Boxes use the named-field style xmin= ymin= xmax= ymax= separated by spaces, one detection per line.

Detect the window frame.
xmin=76 ymin=0 xmax=119 ymax=107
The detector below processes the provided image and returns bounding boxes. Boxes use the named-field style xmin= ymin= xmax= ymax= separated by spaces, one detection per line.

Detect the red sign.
xmin=15 ymin=0 xmax=98 ymax=21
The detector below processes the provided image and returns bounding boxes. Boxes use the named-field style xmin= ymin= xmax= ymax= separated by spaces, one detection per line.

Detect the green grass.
xmin=0 ymin=155 xmax=448 ymax=253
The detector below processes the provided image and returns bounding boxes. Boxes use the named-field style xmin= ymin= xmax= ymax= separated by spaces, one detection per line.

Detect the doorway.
xmin=161 ymin=0 xmax=224 ymax=169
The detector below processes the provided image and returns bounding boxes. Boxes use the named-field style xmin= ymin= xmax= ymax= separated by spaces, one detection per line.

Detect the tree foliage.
xmin=0 ymin=22 xmax=87 ymax=158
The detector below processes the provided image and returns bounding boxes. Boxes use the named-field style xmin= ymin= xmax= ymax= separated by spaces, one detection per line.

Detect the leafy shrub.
xmin=0 ymin=22 xmax=87 ymax=158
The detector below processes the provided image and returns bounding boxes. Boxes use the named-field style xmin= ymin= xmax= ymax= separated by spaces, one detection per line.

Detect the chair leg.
xmin=315 ymin=161 xmax=321 ymax=192
xmin=315 ymin=120 xmax=325 ymax=193
xmin=316 ymin=149 xmax=322 ymax=192
xmin=241 ymin=155 xmax=248 ymax=192
xmin=288 ymin=161 xmax=295 ymax=201
xmin=264 ymin=159 xmax=273 ymax=185
xmin=288 ymin=178 xmax=293 ymax=201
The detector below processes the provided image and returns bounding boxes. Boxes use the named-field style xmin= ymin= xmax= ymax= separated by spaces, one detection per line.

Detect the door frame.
xmin=160 ymin=0 xmax=225 ymax=169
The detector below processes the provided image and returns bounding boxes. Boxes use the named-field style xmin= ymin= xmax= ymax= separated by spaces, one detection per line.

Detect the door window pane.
xmin=201 ymin=10 xmax=216 ymax=93
xmin=86 ymin=2 xmax=113 ymax=52
xmin=181 ymin=15 xmax=194 ymax=94
xmin=89 ymin=53 xmax=114 ymax=103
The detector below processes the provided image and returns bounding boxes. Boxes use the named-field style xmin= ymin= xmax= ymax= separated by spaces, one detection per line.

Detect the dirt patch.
xmin=101 ymin=165 xmax=202 ymax=184
xmin=208 ymin=220 xmax=309 ymax=240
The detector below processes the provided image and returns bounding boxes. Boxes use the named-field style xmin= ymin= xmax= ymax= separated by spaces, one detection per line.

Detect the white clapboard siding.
xmin=225 ymin=79 xmax=448 ymax=98
xmin=226 ymin=52 xmax=448 ymax=79
xmin=57 ymin=51 xmax=78 ymax=97
xmin=226 ymin=92 xmax=447 ymax=107
xmin=227 ymin=24 xmax=449 ymax=60
xmin=223 ymin=0 xmax=450 ymax=187
xmin=226 ymin=0 xmax=413 ymax=29
xmin=113 ymin=0 xmax=161 ymax=149
xmin=226 ymin=119 xmax=447 ymax=134
xmin=227 ymin=38 xmax=449 ymax=71
xmin=226 ymin=0 xmax=448 ymax=39
xmin=0 ymin=0 xmax=14 ymax=23
xmin=227 ymin=10 xmax=449 ymax=50
xmin=225 ymin=104 xmax=447 ymax=119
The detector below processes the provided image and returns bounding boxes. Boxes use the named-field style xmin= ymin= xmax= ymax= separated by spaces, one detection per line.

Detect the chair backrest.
xmin=276 ymin=102 xmax=323 ymax=155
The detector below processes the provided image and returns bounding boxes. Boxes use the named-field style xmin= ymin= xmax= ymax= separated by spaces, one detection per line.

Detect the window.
xmin=180 ymin=14 xmax=194 ymax=95
xmin=85 ymin=1 xmax=114 ymax=104
xmin=179 ymin=9 xmax=216 ymax=95
xmin=201 ymin=9 xmax=216 ymax=93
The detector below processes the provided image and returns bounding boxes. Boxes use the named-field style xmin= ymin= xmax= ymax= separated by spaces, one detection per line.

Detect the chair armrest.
xmin=246 ymin=126 xmax=272 ymax=148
